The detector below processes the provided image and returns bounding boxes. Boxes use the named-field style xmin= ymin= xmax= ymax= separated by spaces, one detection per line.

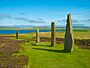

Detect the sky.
xmin=0 ymin=0 xmax=90 ymax=27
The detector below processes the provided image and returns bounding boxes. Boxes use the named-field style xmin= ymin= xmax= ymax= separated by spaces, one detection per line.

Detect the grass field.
xmin=0 ymin=29 xmax=90 ymax=68
xmin=11 ymin=31 xmax=90 ymax=68
xmin=15 ymin=41 xmax=90 ymax=68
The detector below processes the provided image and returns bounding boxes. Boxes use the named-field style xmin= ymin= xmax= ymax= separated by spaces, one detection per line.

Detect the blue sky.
xmin=0 ymin=0 xmax=90 ymax=26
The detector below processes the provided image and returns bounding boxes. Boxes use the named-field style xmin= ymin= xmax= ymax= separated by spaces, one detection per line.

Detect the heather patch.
xmin=0 ymin=37 xmax=28 ymax=68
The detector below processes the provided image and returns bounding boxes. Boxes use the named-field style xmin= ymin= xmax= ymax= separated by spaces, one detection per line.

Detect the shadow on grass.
xmin=32 ymin=48 xmax=68 ymax=53
xmin=31 ymin=43 xmax=51 ymax=47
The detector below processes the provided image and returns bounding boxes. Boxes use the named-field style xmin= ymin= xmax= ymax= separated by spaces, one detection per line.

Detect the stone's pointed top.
xmin=68 ymin=13 xmax=71 ymax=16
xmin=67 ymin=14 xmax=71 ymax=17
xmin=52 ymin=22 xmax=55 ymax=24
xmin=67 ymin=14 xmax=72 ymax=20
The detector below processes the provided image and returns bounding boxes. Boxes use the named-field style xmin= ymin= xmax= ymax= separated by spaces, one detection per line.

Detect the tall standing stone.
xmin=36 ymin=28 xmax=39 ymax=43
xmin=16 ymin=31 xmax=18 ymax=39
xmin=64 ymin=14 xmax=74 ymax=52
xmin=51 ymin=22 xmax=56 ymax=46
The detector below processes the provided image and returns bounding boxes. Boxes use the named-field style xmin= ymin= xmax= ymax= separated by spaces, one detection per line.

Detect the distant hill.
xmin=0 ymin=25 xmax=90 ymax=29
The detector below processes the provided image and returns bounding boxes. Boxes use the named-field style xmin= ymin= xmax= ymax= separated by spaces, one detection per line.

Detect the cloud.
xmin=73 ymin=24 xmax=85 ymax=26
xmin=14 ymin=17 xmax=46 ymax=23
xmin=0 ymin=17 xmax=4 ymax=19
xmin=57 ymin=19 xmax=78 ymax=23
xmin=57 ymin=19 xmax=90 ymax=23
xmin=19 ymin=13 xmax=27 ymax=15
xmin=83 ymin=19 xmax=90 ymax=22
xmin=0 ymin=14 xmax=12 ymax=19
xmin=73 ymin=20 xmax=78 ymax=22
xmin=0 ymin=14 xmax=46 ymax=23
xmin=57 ymin=19 xmax=65 ymax=22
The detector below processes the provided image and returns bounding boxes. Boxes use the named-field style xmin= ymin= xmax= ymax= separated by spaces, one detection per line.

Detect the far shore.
xmin=0 ymin=31 xmax=90 ymax=39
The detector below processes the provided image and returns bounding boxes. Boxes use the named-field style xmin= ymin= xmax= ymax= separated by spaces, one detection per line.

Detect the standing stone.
xmin=64 ymin=14 xmax=74 ymax=52
xmin=51 ymin=22 xmax=56 ymax=46
xmin=16 ymin=31 xmax=18 ymax=39
xmin=36 ymin=28 xmax=39 ymax=43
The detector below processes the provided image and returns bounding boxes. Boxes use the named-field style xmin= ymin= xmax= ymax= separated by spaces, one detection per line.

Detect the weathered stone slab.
xmin=36 ymin=28 xmax=40 ymax=43
xmin=64 ymin=14 xmax=74 ymax=52
xmin=16 ymin=31 xmax=18 ymax=39
xmin=51 ymin=22 xmax=56 ymax=46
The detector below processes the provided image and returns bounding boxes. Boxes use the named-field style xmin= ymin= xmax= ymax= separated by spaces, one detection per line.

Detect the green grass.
xmin=0 ymin=28 xmax=90 ymax=68
xmin=16 ymin=41 xmax=90 ymax=68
